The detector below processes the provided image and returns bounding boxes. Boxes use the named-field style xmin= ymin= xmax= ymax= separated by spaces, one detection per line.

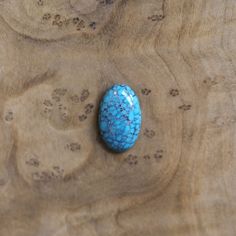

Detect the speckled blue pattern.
xmin=98 ymin=84 xmax=142 ymax=152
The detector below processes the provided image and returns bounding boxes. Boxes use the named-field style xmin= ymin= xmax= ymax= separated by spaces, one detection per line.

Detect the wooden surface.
xmin=0 ymin=0 xmax=236 ymax=235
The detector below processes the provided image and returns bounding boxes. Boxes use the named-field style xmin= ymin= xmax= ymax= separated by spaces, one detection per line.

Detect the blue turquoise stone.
xmin=98 ymin=84 xmax=142 ymax=152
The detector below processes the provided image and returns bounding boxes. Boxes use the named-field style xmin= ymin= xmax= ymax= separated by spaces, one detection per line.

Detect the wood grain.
xmin=0 ymin=0 xmax=236 ymax=235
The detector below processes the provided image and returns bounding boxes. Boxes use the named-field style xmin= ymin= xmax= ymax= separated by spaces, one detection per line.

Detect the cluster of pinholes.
xmin=99 ymin=85 xmax=142 ymax=152
xmin=39 ymin=0 xmax=118 ymax=33
xmin=124 ymin=150 xmax=164 ymax=166
xmin=42 ymin=87 xmax=94 ymax=128
xmin=42 ymin=13 xmax=88 ymax=31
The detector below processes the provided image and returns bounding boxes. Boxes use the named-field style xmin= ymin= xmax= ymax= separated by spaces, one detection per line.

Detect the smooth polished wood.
xmin=0 ymin=0 xmax=236 ymax=235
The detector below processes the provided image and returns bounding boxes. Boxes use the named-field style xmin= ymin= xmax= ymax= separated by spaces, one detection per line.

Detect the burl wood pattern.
xmin=0 ymin=0 xmax=236 ymax=235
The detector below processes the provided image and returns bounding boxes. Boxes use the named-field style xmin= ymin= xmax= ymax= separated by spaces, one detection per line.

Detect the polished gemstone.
xmin=98 ymin=84 xmax=142 ymax=152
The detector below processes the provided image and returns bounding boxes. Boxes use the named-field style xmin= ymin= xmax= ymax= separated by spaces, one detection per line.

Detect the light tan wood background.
xmin=0 ymin=0 xmax=236 ymax=235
